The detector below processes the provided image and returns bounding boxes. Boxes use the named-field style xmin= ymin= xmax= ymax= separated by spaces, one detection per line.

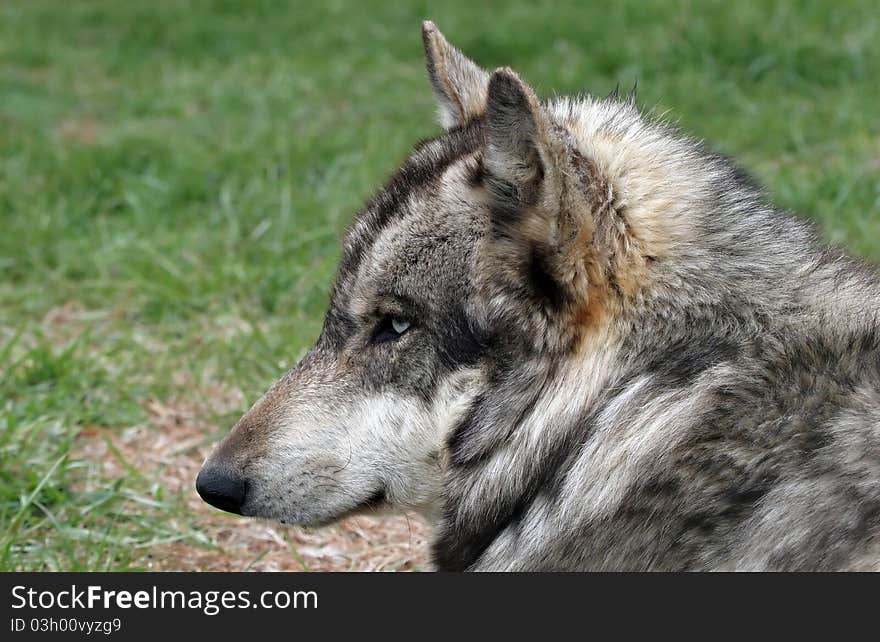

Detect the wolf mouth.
xmin=303 ymin=487 xmax=387 ymax=528
xmin=345 ymin=486 xmax=387 ymax=517
xmin=360 ymin=487 xmax=387 ymax=510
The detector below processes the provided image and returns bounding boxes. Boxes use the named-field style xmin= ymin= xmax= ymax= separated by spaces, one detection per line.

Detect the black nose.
xmin=196 ymin=465 xmax=247 ymax=515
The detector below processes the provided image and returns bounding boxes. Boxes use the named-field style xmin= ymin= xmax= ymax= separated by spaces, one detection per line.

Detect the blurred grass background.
xmin=1 ymin=0 xmax=878 ymax=570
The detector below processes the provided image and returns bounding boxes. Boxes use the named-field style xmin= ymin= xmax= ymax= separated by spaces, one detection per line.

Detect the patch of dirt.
xmin=73 ymin=390 xmax=431 ymax=572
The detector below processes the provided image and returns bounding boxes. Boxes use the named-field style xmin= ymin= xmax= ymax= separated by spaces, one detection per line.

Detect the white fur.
xmin=243 ymin=368 xmax=482 ymax=526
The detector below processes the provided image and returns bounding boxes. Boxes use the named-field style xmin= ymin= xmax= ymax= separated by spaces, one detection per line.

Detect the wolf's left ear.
xmin=482 ymin=68 xmax=559 ymax=198
xmin=479 ymin=69 xmax=617 ymax=349
xmin=483 ymin=67 xmax=585 ymax=241
xmin=422 ymin=21 xmax=490 ymax=129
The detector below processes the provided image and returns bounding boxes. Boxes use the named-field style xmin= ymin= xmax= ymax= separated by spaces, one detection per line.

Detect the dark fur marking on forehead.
xmin=338 ymin=119 xmax=486 ymax=281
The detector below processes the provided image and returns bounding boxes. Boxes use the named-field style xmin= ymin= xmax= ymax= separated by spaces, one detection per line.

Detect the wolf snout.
xmin=196 ymin=464 xmax=248 ymax=515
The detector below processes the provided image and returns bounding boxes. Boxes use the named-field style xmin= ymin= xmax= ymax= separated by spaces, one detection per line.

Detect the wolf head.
xmin=197 ymin=22 xmax=666 ymax=526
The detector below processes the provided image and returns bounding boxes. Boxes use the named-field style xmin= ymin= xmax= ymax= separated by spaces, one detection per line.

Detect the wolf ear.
xmin=482 ymin=68 xmax=557 ymax=197
xmin=422 ymin=21 xmax=490 ymax=129
xmin=478 ymin=69 xmax=618 ymax=349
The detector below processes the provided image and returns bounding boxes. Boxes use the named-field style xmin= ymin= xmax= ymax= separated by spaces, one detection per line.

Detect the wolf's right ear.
xmin=422 ymin=21 xmax=490 ymax=129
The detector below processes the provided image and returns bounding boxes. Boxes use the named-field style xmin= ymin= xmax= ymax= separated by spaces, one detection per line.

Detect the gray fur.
xmin=199 ymin=24 xmax=880 ymax=571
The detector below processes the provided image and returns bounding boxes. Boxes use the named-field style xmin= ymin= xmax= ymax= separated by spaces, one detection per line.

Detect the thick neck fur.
xmin=433 ymin=95 xmax=880 ymax=570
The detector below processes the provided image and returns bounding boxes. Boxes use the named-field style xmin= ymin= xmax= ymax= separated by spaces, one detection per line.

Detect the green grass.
xmin=1 ymin=0 xmax=878 ymax=571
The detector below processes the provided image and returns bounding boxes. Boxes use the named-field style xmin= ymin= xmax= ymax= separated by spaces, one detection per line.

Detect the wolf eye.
xmin=392 ymin=317 xmax=410 ymax=334
xmin=373 ymin=315 xmax=412 ymax=344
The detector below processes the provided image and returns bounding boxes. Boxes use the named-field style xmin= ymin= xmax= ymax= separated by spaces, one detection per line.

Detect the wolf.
xmin=197 ymin=22 xmax=880 ymax=570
